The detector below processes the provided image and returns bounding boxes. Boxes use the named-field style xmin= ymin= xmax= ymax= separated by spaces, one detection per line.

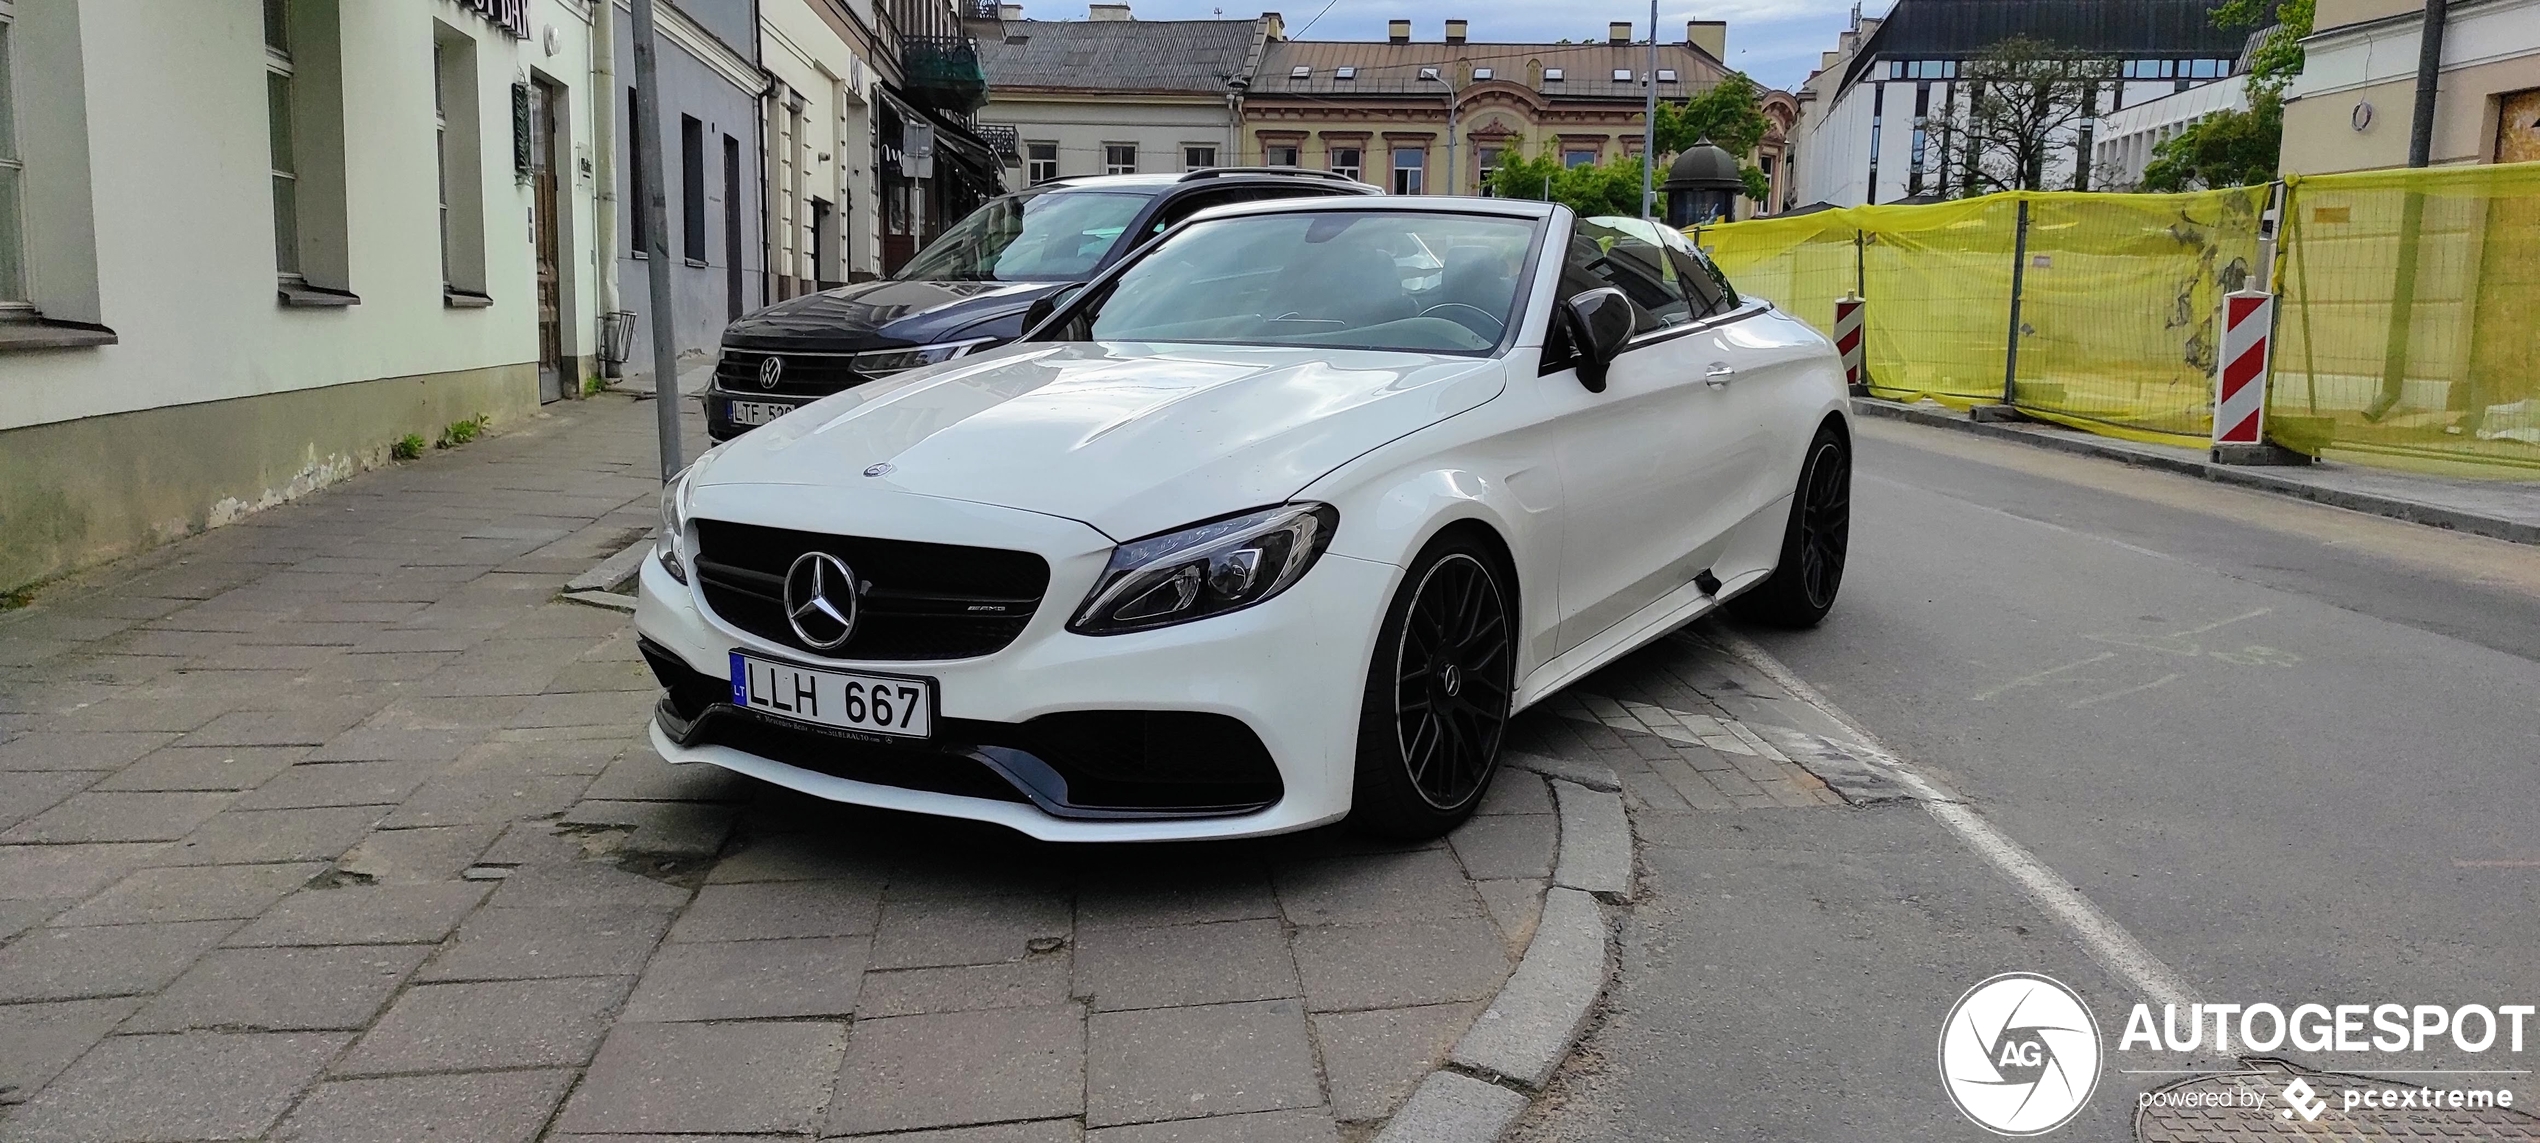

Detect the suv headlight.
xmin=1069 ymin=504 xmax=1338 ymax=635
xmin=852 ymin=337 xmax=996 ymax=378
xmin=656 ymin=467 xmax=696 ymax=585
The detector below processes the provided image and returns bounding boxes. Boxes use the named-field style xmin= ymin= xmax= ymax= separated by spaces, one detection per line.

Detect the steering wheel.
xmin=1419 ymin=302 xmax=1506 ymax=338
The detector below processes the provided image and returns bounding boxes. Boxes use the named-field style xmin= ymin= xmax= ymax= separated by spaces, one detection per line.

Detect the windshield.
xmin=1084 ymin=211 xmax=1536 ymax=355
xmin=895 ymin=189 xmax=1148 ymax=282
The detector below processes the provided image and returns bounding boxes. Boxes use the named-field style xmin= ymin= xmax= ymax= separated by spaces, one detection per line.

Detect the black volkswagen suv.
xmin=706 ymin=168 xmax=1378 ymax=440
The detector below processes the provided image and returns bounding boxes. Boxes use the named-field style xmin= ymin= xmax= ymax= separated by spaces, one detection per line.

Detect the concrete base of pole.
xmin=1969 ymin=404 xmax=2028 ymax=424
xmin=1847 ymin=383 xmax=1873 ymax=398
xmin=2211 ymin=442 xmax=2316 ymax=466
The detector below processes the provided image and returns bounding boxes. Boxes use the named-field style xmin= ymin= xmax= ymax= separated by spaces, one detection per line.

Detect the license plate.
xmin=725 ymin=399 xmax=795 ymax=427
xmin=728 ymin=651 xmax=934 ymax=739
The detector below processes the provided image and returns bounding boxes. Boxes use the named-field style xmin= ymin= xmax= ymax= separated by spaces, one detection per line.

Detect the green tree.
xmin=2213 ymin=0 xmax=2311 ymax=95
xmin=2137 ymin=0 xmax=2311 ymax=190
xmin=1487 ymin=149 xmax=1648 ymax=216
xmin=1924 ymin=36 xmax=2114 ymax=195
xmin=1654 ymin=73 xmax=1774 ymax=201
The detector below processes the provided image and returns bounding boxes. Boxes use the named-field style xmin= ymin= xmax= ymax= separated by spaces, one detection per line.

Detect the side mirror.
xmin=1020 ymin=283 xmax=1086 ymax=336
xmin=1560 ymin=287 xmax=1634 ymax=392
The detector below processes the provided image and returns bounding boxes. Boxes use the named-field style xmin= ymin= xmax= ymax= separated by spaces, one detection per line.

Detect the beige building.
xmin=1241 ymin=18 xmax=1731 ymax=198
xmin=2282 ymin=0 xmax=2540 ymax=172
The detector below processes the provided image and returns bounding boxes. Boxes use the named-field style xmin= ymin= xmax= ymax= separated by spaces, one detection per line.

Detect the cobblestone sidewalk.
xmin=0 ymin=395 xmax=1571 ymax=1143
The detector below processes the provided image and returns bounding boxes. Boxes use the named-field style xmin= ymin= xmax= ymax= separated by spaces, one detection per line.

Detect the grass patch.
xmin=391 ymin=433 xmax=427 ymax=461
xmin=0 ymin=586 xmax=35 ymax=611
xmin=435 ymin=415 xmax=487 ymax=450
xmin=583 ymin=374 xmax=609 ymax=397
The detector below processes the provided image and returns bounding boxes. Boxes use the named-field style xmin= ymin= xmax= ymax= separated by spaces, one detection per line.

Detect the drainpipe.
xmin=1640 ymin=0 xmax=1657 ymax=218
xmin=592 ymin=0 xmax=621 ymax=377
xmin=2408 ymin=0 xmax=2448 ymax=167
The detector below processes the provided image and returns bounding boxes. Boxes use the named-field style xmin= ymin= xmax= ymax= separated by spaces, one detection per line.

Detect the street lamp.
xmin=1418 ymin=66 xmax=1466 ymax=195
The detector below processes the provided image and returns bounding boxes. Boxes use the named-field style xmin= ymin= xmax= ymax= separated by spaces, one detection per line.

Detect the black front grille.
xmin=693 ymin=520 xmax=1050 ymax=661
xmin=715 ymin=348 xmax=876 ymax=397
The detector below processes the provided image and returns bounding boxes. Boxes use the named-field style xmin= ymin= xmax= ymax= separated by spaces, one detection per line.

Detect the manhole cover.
xmin=2137 ymin=1059 xmax=2539 ymax=1141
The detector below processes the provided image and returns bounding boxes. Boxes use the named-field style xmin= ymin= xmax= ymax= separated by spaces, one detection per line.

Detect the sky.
xmin=1017 ymin=0 xmax=1900 ymax=92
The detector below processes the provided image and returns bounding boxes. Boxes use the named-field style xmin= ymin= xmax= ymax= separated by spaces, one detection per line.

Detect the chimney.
xmin=1388 ymin=18 xmax=1411 ymax=43
xmin=1686 ymin=19 xmax=1725 ymax=59
xmin=1608 ymin=20 xmax=1632 ymax=44
xmin=1088 ymin=2 xmax=1131 ymax=19
xmin=1444 ymin=18 xmax=1467 ymax=44
xmin=999 ymin=3 xmax=1023 ymax=18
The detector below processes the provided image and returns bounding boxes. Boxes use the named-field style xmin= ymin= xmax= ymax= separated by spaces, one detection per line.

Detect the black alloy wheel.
xmin=1731 ymin=423 xmax=1852 ymax=629
xmin=1351 ymin=540 xmax=1515 ymax=837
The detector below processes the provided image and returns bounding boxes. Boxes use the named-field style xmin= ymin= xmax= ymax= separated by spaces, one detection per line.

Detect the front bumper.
xmin=703 ymin=385 xmax=819 ymax=441
xmin=633 ymin=494 xmax=1399 ymax=842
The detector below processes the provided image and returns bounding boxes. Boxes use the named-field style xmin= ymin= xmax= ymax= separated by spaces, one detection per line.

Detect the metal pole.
xmin=1640 ymin=0 xmax=1658 ymax=219
xmin=2002 ymin=198 xmax=2030 ymax=406
xmin=631 ymin=0 xmax=684 ymax=481
xmin=2408 ymin=0 xmax=2448 ymax=168
xmin=591 ymin=0 xmax=620 ymax=380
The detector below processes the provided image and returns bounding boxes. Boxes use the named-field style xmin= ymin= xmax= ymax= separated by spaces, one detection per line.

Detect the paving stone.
xmin=1272 ymin=849 xmax=1484 ymax=928
xmin=827 ymin=1004 xmax=1086 ymax=1136
xmin=857 ymin=955 xmax=1074 ymax=1019
xmin=703 ymin=832 xmax=892 ymax=883
xmin=126 ymin=944 xmax=431 ymax=1032
xmin=0 ymin=897 xmax=71 ymax=942
xmin=668 ymin=877 xmax=884 ymax=942
xmin=364 ymin=694 xmax=533 ymax=732
xmin=1086 ymin=999 xmax=1323 ymax=1128
xmin=303 ymin=725 xmax=488 ymax=764
xmin=1311 ymin=1002 xmax=1485 ymax=1121
xmin=0 ymin=842 xmax=170 ymax=900
xmin=829 ymin=1124 xmax=1081 ymax=1143
xmin=0 ymin=790 xmax=236 ymax=843
xmin=1473 ymin=770 xmax=1553 ymax=815
xmin=0 ymin=997 xmax=142 ymax=1108
xmin=1075 ymin=919 xmax=1300 ymax=1012
xmin=0 ymin=730 xmax=179 ymax=771
xmin=52 ymin=861 xmax=324 ymax=926
xmin=1370 ymin=1070 xmax=1528 ymax=1143
xmin=234 ymin=761 xmax=431 ymax=810
xmin=374 ymin=769 xmax=588 ymax=829
xmin=620 ymin=935 xmax=869 ymax=1021
xmin=1445 ymin=811 xmax=1558 ymax=881
xmin=179 ymin=702 xmax=381 ymax=747
xmin=1087 ymin=1109 xmax=1340 ymax=1143
xmin=94 ymin=746 xmax=305 ymax=791
xmin=0 ymin=1030 xmax=348 ymax=1143
xmin=868 ymin=892 xmax=1074 ymax=970
xmin=558 ymin=1020 xmax=848 ymax=1135
xmin=335 ymin=976 xmax=632 ymax=1075
xmin=0 ymin=770 xmax=104 ymax=831
xmin=421 ymin=904 xmax=675 ymax=980
xmin=581 ymin=752 xmax=750 ymax=802
xmin=1290 ymin=916 xmax=1509 ymax=1012
xmin=1474 ymin=878 xmax=1548 ymax=955
xmin=164 ymin=805 xmax=386 ymax=865
xmin=510 ymin=690 xmax=657 ymax=729
xmin=484 ymin=859 xmax=693 ymax=910
xmin=272 ymin=1068 xmax=576 ymax=1143
xmin=449 ymin=737 xmax=624 ymax=778
xmin=226 ymin=882 xmax=493 ymax=946
xmin=334 ymin=823 xmax=504 ymax=883
xmin=560 ymin=798 xmax=738 ymax=858
xmin=1073 ymin=866 xmax=1280 ymax=932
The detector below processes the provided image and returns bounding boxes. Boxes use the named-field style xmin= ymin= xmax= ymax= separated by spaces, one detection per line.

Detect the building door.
xmin=529 ymin=78 xmax=566 ymax=403
xmin=724 ymin=134 xmax=744 ymax=321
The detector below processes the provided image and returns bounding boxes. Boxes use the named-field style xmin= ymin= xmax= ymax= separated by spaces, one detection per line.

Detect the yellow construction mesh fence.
xmin=1695 ymin=162 xmax=2540 ymax=477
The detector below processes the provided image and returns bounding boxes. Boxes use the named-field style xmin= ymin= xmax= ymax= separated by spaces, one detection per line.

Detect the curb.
xmin=1376 ymin=761 xmax=1630 ymax=1142
xmin=560 ymin=536 xmax=653 ymax=613
xmin=1852 ymin=397 xmax=2540 ymax=547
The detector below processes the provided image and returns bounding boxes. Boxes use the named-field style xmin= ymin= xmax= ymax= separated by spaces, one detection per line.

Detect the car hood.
xmin=690 ymin=341 xmax=1507 ymax=540
xmin=720 ymin=278 xmax=1068 ymax=351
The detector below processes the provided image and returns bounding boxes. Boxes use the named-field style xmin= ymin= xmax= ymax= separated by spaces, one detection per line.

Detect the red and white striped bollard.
xmin=1833 ymin=294 xmax=1867 ymax=395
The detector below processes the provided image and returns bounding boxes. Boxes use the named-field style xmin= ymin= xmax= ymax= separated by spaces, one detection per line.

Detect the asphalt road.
xmin=1516 ymin=418 xmax=2540 ymax=1141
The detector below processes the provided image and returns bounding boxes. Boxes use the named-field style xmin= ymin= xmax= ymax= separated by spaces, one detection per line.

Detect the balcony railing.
xmin=901 ymin=34 xmax=989 ymax=114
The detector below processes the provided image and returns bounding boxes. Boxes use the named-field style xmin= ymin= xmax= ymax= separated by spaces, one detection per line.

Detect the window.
xmin=1390 ymin=147 xmax=1424 ymax=195
xmin=1266 ymin=144 xmax=1299 ymax=167
xmin=1026 ymin=141 xmax=1058 ymax=184
xmin=1542 ymin=67 xmax=1564 ymax=82
xmin=1613 ymin=68 xmax=1633 ymax=82
xmin=433 ymin=44 xmax=448 ymax=284
xmin=1183 ymin=145 xmax=1217 ymax=171
xmin=1104 ymin=143 xmax=1136 ymax=174
xmin=1289 ymin=64 xmax=1310 ymax=79
xmin=1472 ymin=67 xmax=1493 ymax=80
xmin=680 ymin=114 xmax=705 ymax=261
xmin=1655 ymin=68 xmax=1676 ymax=82
xmin=1420 ymin=67 xmax=1440 ymax=81
xmin=1475 ymin=146 xmax=1502 ymax=196
xmin=894 ymin=189 xmax=1147 ymax=281
xmin=0 ymin=15 xmax=24 ymax=304
xmin=1334 ymin=66 xmax=1356 ymax=80
xmin=1330 ymin=146 xmax=1362 ymax=181
xmin=266 ymin=1 xmax=298 ymax=277
xmin=1562 ymin=148 xmax=1597 ymax=169
xmin=430 ymin=23 xmax=484 ymax=300
xmin=1560 ymin=217 xmax=1694 ymax=334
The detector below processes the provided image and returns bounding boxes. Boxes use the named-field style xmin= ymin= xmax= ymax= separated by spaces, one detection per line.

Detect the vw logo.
xmin=1939 ymin=972 xmax=2101 ymax=1135
xmin=781 ymin=552 xmax=859 ymax=651
xmin=757 ymin=355 xmax=785 ymax=390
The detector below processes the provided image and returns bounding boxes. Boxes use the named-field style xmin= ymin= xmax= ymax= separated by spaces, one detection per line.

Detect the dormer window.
xmin=1656 ymin=68 xmax=1677 ymax=82
xmin=1543 ymin=67 xmax=1564 ymax=81
xmin=1419 ymin=66 xmax=1440 ymax=81
xmin=1473 ymin=66 xmax=1494 ymax=79
xmin=1335 ymin=66 xmax=1356 ymax=80
xmin=1290 ymin=64 xmax=1311 ymax=79
xmin=1612 ymin=68 xmax=1632 ymax=82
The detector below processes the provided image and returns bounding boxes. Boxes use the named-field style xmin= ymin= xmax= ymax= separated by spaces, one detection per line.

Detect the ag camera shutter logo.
xmin=1940 ymin=972 xmax=2103 ymax=1135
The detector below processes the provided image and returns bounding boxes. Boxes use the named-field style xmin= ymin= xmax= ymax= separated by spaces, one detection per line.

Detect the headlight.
xmin=656 ymin=467 xmax=695 ymax=585
xmin=851 ymin=337 xmax=995 ymax=378
xmin=1069 ymin=504 xmax=1338 ymax=635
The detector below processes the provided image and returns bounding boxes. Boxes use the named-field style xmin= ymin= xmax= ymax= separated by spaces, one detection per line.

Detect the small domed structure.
xmin=1663 ymin=139 xmax=1743 ymax=227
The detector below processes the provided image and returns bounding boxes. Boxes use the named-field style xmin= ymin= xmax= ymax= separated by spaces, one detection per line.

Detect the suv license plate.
xmin=728 ymin=651 xmax=934 ymax=739
xmin=725 ymin=399 xmax=793 ymax=427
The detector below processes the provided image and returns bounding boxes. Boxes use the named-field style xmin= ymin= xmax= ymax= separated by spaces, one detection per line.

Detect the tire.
xmin=1347 ymin=535 xmax=1517 ymax=839
xmin=1730 ymin=424 xmax=1852 ymax=629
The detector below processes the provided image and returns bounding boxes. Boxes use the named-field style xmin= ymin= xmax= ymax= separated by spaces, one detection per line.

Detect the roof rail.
xmin=1176 ymin=166 xmax=1360 ymax=184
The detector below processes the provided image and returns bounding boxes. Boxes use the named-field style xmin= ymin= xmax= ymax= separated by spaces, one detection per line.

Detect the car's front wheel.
xmin=1731 ymin=423 xmax=1851 ymax=628
xmin=1348 ymin=535 xmax=1515 ymax=839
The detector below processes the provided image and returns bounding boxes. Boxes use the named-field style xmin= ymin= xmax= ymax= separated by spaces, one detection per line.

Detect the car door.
xmin=1667 ymin=243 xmax=1817 ymax=585
xmin=1538 ymin=218 xmax=1774 ymax=655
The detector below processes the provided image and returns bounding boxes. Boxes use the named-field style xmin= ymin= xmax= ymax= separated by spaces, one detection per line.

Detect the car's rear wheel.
xmin=1348 ymin=536 xmax=1515 ymax=838
xmin=1731 ymin=424 xmax=1851 ymax=629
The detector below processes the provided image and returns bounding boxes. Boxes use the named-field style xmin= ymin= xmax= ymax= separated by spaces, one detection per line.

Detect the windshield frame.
xmin=1023 ymin=203 xmax=1555 ymax=360
xmin=891 ymin=186 xmax=1154 ymax=284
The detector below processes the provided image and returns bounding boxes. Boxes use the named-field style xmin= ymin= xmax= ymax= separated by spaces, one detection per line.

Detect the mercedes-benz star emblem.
xmin=781 ymin=552 xmax=859 ymax=651
xmin=757 ymin=355 xmax=785 ymax=390
xmin=863 ymin=462 xmax=894 ymax=478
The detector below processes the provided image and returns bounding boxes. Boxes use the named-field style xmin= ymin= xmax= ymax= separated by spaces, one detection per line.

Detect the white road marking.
xmin=1971 ymin=651 xmax=2118 ymax=701
xmin=2068 ymin=671 xmax=2184 ymax=709
xmin=1704 ymin=625 xmax=2200 ymax=1010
